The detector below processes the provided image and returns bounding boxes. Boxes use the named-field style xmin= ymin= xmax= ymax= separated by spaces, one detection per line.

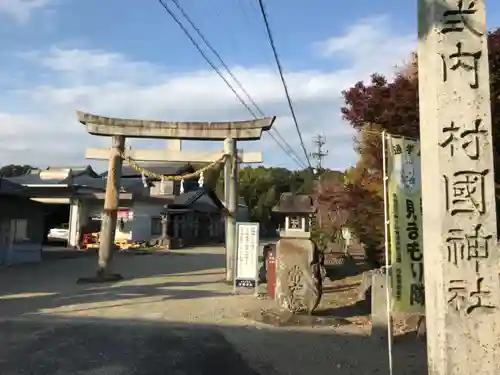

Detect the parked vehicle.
xmin=47 ymin=224 xmax=69 ymax=243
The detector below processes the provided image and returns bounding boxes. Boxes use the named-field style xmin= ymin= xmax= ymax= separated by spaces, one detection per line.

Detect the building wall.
xmin=82 ymin=200 xmax=134 ymax=241
xmin=68 ymin=200 xmax=80 ymax=247
xmin=149 ymin=180 xmax=174 ymax=196
xmin=0 ymin=196 xmax=44 ymax=266
xmin=74 ymin=198 xmax=166 ymax=243
xmin=68 ymin=199 xmax=94 ymax=247
xmin=131 ymin=201 xmax=166 ymax=242
xmin=68 ymin=198 xmax=103 ymax=247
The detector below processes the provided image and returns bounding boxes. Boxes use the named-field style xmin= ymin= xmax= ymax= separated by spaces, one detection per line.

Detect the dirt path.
xmin=0 ymin=247 xmax=270 ymax=324
xmin=0 ymin=246 xmax=427 ymax=374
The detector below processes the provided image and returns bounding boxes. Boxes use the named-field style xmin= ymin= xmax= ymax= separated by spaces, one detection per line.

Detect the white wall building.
xmin=7 ymin=163 xmax=227 ymax=250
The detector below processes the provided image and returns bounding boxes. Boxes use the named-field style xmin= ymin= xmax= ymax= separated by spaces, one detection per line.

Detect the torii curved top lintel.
xmin=77 ymin=111 xmax=275 ymax=141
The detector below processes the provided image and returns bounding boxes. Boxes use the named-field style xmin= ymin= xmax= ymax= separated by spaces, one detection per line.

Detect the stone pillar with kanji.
xmin=418 ymin=1 xmax=500 ymax=373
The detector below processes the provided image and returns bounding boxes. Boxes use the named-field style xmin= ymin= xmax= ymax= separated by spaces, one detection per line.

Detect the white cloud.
xmin=0 ymin=0 xmax=53 ymax=23
xmin=0 ymin=15 xmax=415 ymax=171
xmin=314 ymin=15 xmax=416 ymax=72
xmin=22 ymin=47 xmax=162 ymax=83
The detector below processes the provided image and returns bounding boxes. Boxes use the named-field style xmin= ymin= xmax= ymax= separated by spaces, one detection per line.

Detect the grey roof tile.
xmin=6 ymin=170 xmax=64 ymax=185
xmin=0 ymin=178 xmax=30 ymax=197
xmin=101 ymin=163 xmax=199 ymax=179
xmin=169 ymin=187 xmax=226 ymax=213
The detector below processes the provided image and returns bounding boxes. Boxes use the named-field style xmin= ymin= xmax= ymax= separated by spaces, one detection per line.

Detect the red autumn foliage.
xmin=341 ymin=73 xmax=420 ymax=139
xmin=314 ymin=177 xmax=349 ymax=235
xmin=314 ymin=126 xmax=386 ymax=263
xmin=316 ymin=28 xmax=500 ymax=261
xmin=314 ymin=169 xmax=384 ymax=264
xmin=342 ymin=29 xmax=500 ymax=173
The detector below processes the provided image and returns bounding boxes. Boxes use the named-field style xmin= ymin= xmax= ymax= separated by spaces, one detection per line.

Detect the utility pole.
xmin=309 ymin=134 xmax=328 ymax=173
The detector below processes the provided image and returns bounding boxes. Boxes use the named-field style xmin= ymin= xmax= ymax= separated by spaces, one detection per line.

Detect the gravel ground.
xmin=0 ymin=246 xmax=427 ymax=375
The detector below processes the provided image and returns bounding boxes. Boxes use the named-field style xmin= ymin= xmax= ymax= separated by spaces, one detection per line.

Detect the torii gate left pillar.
xmin=98 ymin=135 xmax=124 ymax=279
xmin=76 ymin=111 xmax=275 ymax=282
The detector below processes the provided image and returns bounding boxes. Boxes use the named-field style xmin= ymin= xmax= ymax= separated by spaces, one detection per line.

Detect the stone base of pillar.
xmin=77 ymin=273 xmax=123 ymax=284
xmin=158 ymin=237 xmax=171 ymax=249
xmin=77 ymin=244 xmax=123 ymax=284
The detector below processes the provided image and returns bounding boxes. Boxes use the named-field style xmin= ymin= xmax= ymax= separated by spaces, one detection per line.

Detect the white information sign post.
xmin=234 ymin=222 xmax=260 ymax=294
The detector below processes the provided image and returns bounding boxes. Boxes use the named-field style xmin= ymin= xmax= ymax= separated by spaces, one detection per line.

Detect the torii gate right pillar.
xmin=224 ymin=138 xmax=237 ymax=282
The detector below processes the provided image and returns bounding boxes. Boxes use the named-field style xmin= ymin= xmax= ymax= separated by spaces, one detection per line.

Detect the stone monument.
xmin=418 ymin=1 xmax=500 ymax=374
xmin=272 ymin=193 xmax=323 ymax=314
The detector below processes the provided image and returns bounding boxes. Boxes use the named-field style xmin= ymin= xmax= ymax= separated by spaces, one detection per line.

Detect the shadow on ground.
xmin=0 ymin=250 xmax=227 ymax=318
xmin=315 ymin=299 xmax=370 ymax=319
xmin=0 ymin=315 xmax=428 ymax=375
xmin=0 ymin=246 xmax=428 ymax=374
xmin=1 ymin=249 xmax=224 ymax=288
xmin=324 ymin=256 xmax=372 ymax=282
xmin=322 ymin=282 xmax=360 ymax=293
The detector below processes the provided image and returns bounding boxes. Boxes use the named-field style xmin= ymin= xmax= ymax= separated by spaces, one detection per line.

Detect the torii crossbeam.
xmin=77 ymin=111 xmax=275 ymax=140
xmin=76 ymin=110 xmax=274 ymax=283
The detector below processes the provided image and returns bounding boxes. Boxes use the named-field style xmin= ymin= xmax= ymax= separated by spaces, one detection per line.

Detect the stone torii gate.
xmin=86 ymin=136 xmax=265 ymax=281
xmin=86 ymin=139 xmax=263 ymax=251
xmin=76 ymin=110 xmax=275 ymax=282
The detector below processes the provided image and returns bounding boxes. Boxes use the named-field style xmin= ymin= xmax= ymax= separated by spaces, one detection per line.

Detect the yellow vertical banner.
xmin=386 ymin=135 xmax=424 ymax=314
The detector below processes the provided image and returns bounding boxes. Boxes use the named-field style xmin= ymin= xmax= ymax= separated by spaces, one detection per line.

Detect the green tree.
xmin=207 ymin=164 xmax=341 ymax=235
xmin=0 ymin=164 xmax=35 ymax=178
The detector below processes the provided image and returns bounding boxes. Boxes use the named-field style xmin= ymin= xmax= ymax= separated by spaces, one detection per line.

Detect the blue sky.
xmin=1 ymin=0 xmax=499 ymax=171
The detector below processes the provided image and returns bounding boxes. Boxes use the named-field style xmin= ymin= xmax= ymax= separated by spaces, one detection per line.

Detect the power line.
xmin=237 ymin=0 xmax=275 ymax=63
xmin=156 ymin=0 xmax=307 ymax=169
xmin=256 ymin=0 xmax=312 ymax=169
xmin=168 ymin=0 xmax=306 ymax=168
xmin=169 ymin=0 xmax=263 ymax=119
xmin=164 ymin=0 xmax=306 ymax=168
xmin=237 ymin=0 xmax=255 ymax=35
xmin=157 ymin=0 xmax=257 ymax=117
xmin=229 ymin=0 xmax=305 ymax=167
